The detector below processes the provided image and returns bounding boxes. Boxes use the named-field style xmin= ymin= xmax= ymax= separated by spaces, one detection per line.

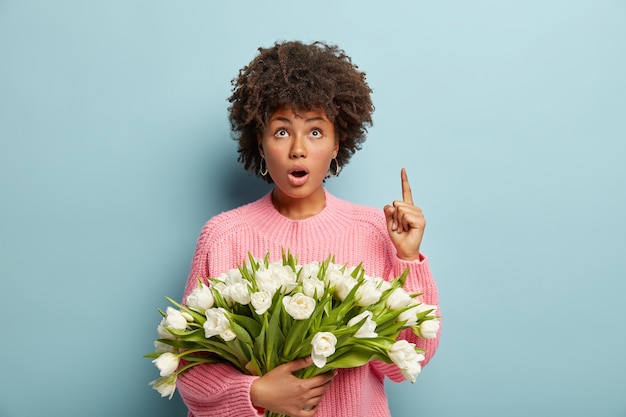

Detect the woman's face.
xmin=259 ymin=105 xmax=338 ymax=207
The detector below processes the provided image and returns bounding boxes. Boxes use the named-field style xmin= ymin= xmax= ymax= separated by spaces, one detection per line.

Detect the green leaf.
xmin=151 ymin=337 xmax=205 ymax=351
xmin=392 ymin=267 xmax=410 ymax=288
xmin=350 ymin=337 xmax=396 ymax=358
xmin=245 ymin=356 xmax=263 ymax=376
xmin=182 ymin=355 xmax=223 ymax=364
xmin=253 ymin=318 xmax=267 ymax=371
xmin=325 ymin=348 xmax=379 ymax=369
xmin=230 ymin=320 xmax=254 ymax=346
xmin=375 ymin=320 xmax=406 ymax=338
xmin=229 ymin=336 xmax=254 ymax=369
xmin=282 ymin=247 xmax=298 ymax=270
xmin=189 ymin=339 xmax=247 ymax=372
xmin=281 ymin=303 xmax=324 ymax=362
xmin=279 ymin=299 xmax=293 ymax=338
xmin=210 ymin=286 xmax=231 ymax=309
xmin=231 ymin=312 xmax=262 ymax=339
xmin=181 ymin=306 xmax=207 ymax=325
xmin=164 ymin=296 xmax=185 ymax=310
xmin=309 ymin=294 xmax=331 ymax=335
xmin=265 ymin=303 xmax=285 ymax=371
xmin=350 ymin=262 xmax=364 ymax=279
xmin=416 ymin=308 xmax=437 ymax=322
xmin=167 ymin=327 xmax=206 ymax=341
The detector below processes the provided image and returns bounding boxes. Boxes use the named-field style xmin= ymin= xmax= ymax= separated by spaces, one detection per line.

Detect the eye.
xmin=310 ymin=129 xmax=322 ymax=138
xmin=275 ymin=128 xmax=289 ymax=138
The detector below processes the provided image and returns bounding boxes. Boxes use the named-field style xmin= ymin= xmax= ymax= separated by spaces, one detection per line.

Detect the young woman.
xmin=177 ymin=40 xmax=440 ymax=417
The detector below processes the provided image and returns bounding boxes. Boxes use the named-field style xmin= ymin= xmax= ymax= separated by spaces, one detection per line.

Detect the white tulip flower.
xmin=386 ymin=288 xmax=413 ymax=310
xmin=255 ymin=268 xmax=281 ymax=295
xmin=388 ymin=340 xmax=425 ymax=383
xmin=270 ymin=264 xmax=298 ymax=293
xmin=334 ymin=276 xmax=357 ymax=301
xmin=347 ymin=311 xmax=378 ymax=338
xmin=372 ymin=276 xmax=392 ymax=292
xmin=186 ymin=283 xmax=214 ymax=311
xmin=398 ymin=303 xmax=420 ymax=326
xmin=220 ymin=268 xmax=244 ymax=285
xmin=164 ymin=307 xmax=188 ymax=331
xmin=156 ymin=318 xmax=176 ymax=340
xmin=419 ymin=319 xmax=440 ymax=339
xmin=302 ymin=276 xmax=325 ymax=299
xmin=154 ymin=340 xmax=174 ymax=353
xmin=324 ymin=264 xmax=345 ymax=288
xmin=204 ymin=308 xmax=233 ymax=339
xmin=226 ymin=282 xmax=251 ymax=305
xmin=153 ymin=352 xmax=179 ymax=377
xmin=299 ymin=261 xmax=320 ymax=280
xmin=311 ymin=332 xmax=337 ymax=368
xmin=250 ymin=291 xmax=272 ymax=315
xmin=355 ymin=278 xmax=383 ymax=306
xmin=149 ymin=375 xmax=177 ymax=399
xmin=283 ymin=293 xmax=315 ymax=320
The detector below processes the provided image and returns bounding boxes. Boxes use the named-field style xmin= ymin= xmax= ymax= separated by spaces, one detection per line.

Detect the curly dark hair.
xmin=228 ymin=40 xmax=374 ymax=183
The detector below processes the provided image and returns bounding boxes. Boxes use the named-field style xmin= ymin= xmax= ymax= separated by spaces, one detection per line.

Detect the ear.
xmin=257 ymin=136 xmax=264 ymax=157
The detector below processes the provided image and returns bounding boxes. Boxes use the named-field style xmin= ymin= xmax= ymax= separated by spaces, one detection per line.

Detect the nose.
xmin=290 ymin=135 xmax=306 ymax=159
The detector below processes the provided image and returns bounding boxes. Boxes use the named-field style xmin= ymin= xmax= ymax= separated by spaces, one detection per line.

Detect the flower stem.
xmin=265 ymin=412 xmax=287 ymax=417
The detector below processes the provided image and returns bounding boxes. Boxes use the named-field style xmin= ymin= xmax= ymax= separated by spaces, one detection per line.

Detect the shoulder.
xmin=327 ymin=191 xmax=383 ymax=216
xmin=197 ymin=194 xmax=270 ymax=244
xmin=326 ymin=192 xmax=386 ymax=230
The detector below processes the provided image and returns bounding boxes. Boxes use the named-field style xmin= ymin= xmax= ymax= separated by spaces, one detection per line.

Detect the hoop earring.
xmin=259 ymin=156 xmax=268 ymax=176
xmin=328 ymin=158 xmax=340 ymax=177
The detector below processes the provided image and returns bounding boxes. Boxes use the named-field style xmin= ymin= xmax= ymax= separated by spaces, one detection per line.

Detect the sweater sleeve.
xmin=176 ymin=221 xmax=264 ymax=417
xmin=176 ymin=363 xmax=263 ymax=417
xmin=372 ymin=253 xmax=441 ymax=383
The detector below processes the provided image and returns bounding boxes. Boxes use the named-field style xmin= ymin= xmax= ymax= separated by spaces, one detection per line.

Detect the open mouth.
xmin=288 ymin=167 xmax=310 ymax=186
xmin=291 ymin=170 xmax=307 ymax=178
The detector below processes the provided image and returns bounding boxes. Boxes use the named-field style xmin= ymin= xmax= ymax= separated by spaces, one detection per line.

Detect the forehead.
xmin=269 ymin=105 xmax=331 ymax=123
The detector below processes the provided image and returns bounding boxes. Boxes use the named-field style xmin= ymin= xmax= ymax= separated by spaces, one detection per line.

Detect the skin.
xmin=383 ymin=167 xmax=426 ymax=261
xmin=250 ymin=106 xmax=426 ymax=415
xmin=259 ymin=106 xmax=339 ymax=220
xmin=250 ymin=357 xmax=337 ymax=417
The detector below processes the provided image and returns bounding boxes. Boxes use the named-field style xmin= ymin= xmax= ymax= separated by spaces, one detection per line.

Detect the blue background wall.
xmin=1 ymin=1 xmax=625 ymax=416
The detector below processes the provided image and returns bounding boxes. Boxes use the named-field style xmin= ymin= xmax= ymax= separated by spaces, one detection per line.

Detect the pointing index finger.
xmin=401 ymin=168 xmax=414 ymax=205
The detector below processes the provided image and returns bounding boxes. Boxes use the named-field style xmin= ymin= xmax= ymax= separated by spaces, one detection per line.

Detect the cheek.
xmin=260 ymin=143 xmax=281 ymax=162
xmin=312 ymin=144 xmax=336 ymax=159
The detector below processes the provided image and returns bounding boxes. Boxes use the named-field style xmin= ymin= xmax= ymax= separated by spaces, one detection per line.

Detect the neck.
xmin=271 ymin=188 xmax=326 ymax=220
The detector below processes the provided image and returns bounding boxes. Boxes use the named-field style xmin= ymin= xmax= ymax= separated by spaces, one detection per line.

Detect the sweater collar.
xmin=245 ymin=188 xmax=352 ymax=238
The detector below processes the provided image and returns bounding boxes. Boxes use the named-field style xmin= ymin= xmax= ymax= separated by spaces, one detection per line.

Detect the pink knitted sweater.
xmin=177 ymin=189 xmax=440 ymax=417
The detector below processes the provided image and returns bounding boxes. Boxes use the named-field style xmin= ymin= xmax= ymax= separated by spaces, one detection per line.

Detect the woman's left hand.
xmin=383 ymin=168 xmax=426 ymax=261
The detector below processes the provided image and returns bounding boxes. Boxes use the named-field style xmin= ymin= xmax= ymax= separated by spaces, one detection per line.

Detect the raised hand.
xmin=383 ymin=168 xmax=426 ymax=261
xmin=250 ymin=357 xmax=336 ymax=417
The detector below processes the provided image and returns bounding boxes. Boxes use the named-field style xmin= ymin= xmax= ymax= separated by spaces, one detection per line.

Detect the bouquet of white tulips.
xmin=146 ymin=250 xmax=439 ymax=417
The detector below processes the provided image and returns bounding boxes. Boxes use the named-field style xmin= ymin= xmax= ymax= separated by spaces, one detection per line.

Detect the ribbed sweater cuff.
xmin=392 ymin=254 xmax=433 ymax=290
xmin=177 ymin=363 xmax=263 ymax=417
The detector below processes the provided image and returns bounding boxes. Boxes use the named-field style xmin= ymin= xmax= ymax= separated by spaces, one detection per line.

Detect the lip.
xmin=288 ymin=165 xmax=310 ymax=186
